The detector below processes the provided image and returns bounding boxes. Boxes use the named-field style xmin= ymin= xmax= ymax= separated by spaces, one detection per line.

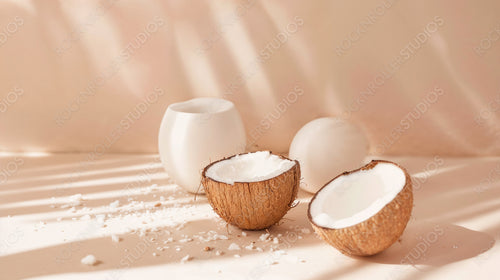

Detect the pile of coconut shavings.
xmin=122 ymin=216 xmax=314 ymax=264
xmin=196 ymin=225 xmax=314 ymax=262
xmin=49 ymin=184 xmax=200 ymax=229
xmin=46 ymin=184 xmax=211 ymax=256
xmin=46 ymin=183 xmax=314 ymax=266
xmin=99 ymin=188 xmax=210 ymax=237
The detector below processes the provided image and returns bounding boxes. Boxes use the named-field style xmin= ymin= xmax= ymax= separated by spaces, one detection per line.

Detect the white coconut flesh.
xmin=310 ymin=162 xmax=406 ymax=229
xmin=205 ymin=151 xmax=295 ymax=185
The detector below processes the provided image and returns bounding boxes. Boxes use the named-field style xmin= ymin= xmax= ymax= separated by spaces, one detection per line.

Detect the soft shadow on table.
xmin=365 ymin=221 xmax=495 ymax=266
xmin=309 ymin=220 xmax=496 ymax=280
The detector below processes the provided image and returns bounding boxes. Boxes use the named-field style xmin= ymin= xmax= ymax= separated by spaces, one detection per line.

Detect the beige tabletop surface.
xmin=0 ymin=153 xmax=499 ymax=280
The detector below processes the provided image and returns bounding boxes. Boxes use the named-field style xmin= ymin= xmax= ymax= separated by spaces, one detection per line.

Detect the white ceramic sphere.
xmin=158 ymin=98 xmax=246 ymax=193
xmin=289 ymin=117 xmax=369 ymax=193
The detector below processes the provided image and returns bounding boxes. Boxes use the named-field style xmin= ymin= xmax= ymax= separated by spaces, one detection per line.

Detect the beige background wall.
xmin=0 ymin=0 xmax=499 ymax=156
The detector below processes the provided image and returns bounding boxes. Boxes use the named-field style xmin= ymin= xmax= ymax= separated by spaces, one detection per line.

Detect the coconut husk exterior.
xmin=202 ymin=153 xmax=300 ymax=230
xmin=308 ymin=160 xmax=413 ymax=256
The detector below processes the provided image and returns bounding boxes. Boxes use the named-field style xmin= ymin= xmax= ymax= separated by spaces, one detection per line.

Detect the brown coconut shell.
xmin=307 ymin=160 xmax=413 ymax=256
xmin=202 ymin=152 xmax=300 ymax=230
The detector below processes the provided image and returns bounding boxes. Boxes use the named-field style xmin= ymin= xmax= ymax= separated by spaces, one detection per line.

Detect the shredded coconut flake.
xmin=245 ymin=243 xmax=255 ymax=250
xmin=228 ymin=243 xmax=241 ymax=250
xmin=181 ymin=255 xmax=192 ymax=263
xmin=259 ymin=233 xmax=270 ymax=241
xmin=109 ymin=200 xmax=120 ymax=208
xmin=111 ymin=235 xmax=121 ymax=243
xmin=81 ymin=255 xmax=98 ymax=266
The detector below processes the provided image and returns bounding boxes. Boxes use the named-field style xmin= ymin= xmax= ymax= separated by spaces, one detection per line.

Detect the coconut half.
xmin=202 ymin=151 xmax=300 ymax=230
xmin=308 ymin=160 xmax=413 ymax=256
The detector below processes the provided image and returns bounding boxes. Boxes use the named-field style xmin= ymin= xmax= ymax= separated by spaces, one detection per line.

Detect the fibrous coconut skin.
xmin=307 ymin=160 xmax=413 ymax=256
xmin=202 ymin=152 xmax=300 ymax=230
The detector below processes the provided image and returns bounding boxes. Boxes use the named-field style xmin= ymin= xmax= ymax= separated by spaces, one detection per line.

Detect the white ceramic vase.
xmin=158 ymin=98 xmax=246 ymax=193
